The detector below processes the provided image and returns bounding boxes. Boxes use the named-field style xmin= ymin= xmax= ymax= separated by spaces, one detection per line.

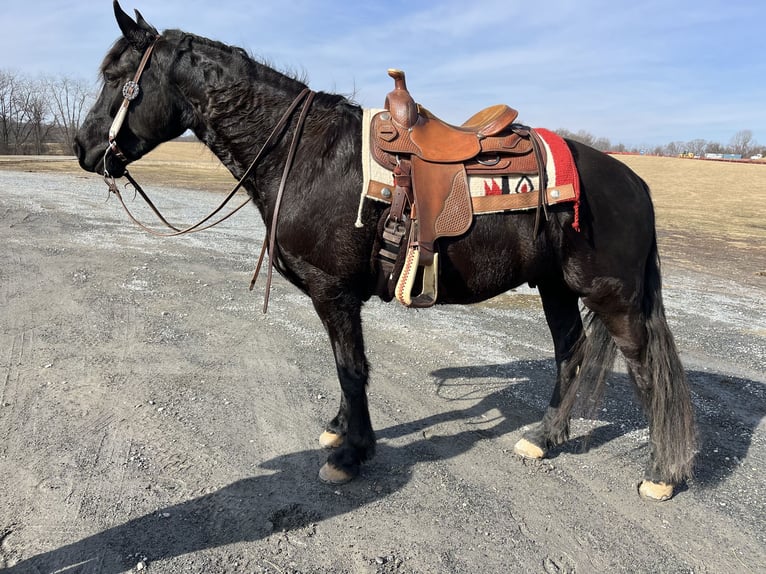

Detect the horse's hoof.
xmin=514 ymin=438 xmax=546 ymax=459
xmin=319 ymin=430 xmax=344 ymax=449
xmin=638 ymin=480 xmax=674 ymax=501
xmin=318 ymin=462 xmax=355 ymax=485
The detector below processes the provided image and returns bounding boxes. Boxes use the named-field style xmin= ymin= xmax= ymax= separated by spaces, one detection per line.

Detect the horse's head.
xmin=74 ymin=2 xmax=191 ymax=177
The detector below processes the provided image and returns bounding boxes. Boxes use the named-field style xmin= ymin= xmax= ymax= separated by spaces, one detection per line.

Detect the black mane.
xmin=100 ymin=28 xmax=320 ymax=95
xmin=98 ymin=26 xmax=360 ymax=173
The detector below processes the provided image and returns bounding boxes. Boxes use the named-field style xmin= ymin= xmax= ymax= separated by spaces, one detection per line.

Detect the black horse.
xmin=74 ymin=2 xmax=696 ymax=500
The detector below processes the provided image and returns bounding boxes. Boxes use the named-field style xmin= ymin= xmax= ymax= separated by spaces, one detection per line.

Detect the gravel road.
xmin=1 ymin=170 xmax=764 ymax=573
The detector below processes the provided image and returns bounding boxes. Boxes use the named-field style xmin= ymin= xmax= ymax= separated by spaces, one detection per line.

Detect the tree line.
xmin=0 ymin=69 xmax=94 ymax=155
xmin=1 ymin=68 xmax=763 ymax=160
xmin=555 ymin=128 xmax=763 ymax=159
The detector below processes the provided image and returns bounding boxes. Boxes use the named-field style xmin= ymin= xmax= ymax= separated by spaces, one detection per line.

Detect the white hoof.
xmin=638 ymin=480 xmax=674 ymax=501
xmin=319 ymin=430 xmax=344 ymax=449
xmin=514 ymin=438 xmax=545 ymax=459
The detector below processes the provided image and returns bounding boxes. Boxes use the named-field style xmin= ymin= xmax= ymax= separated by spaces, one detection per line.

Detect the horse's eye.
xmin=103 ymin=72 xmax=120 ymax=87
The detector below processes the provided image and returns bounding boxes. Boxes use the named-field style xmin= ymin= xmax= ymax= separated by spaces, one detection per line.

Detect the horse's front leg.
xmin=311 ymin=292 xmax=375 ymax=484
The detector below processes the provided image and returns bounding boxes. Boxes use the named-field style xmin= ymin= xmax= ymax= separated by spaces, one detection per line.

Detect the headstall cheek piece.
xmin=103 ymin=37 xmax=160 ymax=179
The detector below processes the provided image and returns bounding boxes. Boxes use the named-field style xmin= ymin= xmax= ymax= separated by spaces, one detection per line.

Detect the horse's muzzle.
xmin=73 ymin=138 xmax=126 ymax=178
xmin=73 ymin=137 xmax=102 ymax=174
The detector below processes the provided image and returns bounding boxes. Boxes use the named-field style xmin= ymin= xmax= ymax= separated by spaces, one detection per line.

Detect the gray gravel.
xmin=1 ymin=170 xmax=764 ymax=573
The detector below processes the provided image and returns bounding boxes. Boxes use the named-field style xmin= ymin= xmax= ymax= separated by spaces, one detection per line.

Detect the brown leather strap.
xmin=106 ymin=173 xmax=252 ymax=236
xmin=106 ymin=88 xmax=315 ymax=239
xmin=506 ymin=124 xmax=549 ymax=235
xmin=250 ymin=89 xmax=317 ymax=313
xmin=389 ymin=160 xmax=412 ymax=222
xmin=528 ymin=129 xmax=550 ymax=236
xmin=367 ymin=180 xmax=576 ymax=212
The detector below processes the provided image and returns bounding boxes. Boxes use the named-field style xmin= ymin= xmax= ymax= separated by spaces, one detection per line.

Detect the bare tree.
xmin=0 ymin=71 xmax=44 ymax=154
xmin=46 ymin=75 xmax=94 ymax=154
xmin=573 ymin=130 xmax=596 ymax=147
xmin=686 ymin=139 xmax=707 ymax=156
xmin=555 ymin=128 xmax=598 ymax=147
xmin=8 ymin=75 xmax=37 ymax=153
xmin=26 ymin=78 xmax=53 ymax=154
xmin=664 ymin=141 xmax=684 ymax=157
xmin=592 ymin=136 xmax=612 ymax=151
xmin=0 ymin=70 xmax=18 ymax=153
xmin=705 ymin=141 xmax=725 ymax=155
xmin=730 ymin=129 xmax=756 ymax=158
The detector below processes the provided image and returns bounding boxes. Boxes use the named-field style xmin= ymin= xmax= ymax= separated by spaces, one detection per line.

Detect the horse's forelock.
xmin=99 ymin=37 xmax=130 ymax=76
xmin=98 ymin=32 xmax=177 ymax=82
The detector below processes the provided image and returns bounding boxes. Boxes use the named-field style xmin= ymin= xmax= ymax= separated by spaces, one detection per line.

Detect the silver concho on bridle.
xmin=122 ymin=80 xmax=140 ymax=101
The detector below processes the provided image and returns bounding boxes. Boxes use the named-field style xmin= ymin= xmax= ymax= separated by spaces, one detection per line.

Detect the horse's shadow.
xmin=3 ymin=360 xmax=762 ymax=572
xmin=425 ymin=360 xmax=765 ymax=489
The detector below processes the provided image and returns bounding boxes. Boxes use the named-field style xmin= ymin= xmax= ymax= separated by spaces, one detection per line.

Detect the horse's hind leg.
xmin=310 ymin=291 xmax=375 ymax=484
xmin=590 ymin=302 xmax=696 ymax=501
xmin=515 ymin=282 xmax=584 ymax=459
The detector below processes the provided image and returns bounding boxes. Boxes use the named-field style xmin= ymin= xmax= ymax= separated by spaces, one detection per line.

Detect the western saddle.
xmin=371 ymin=69 xmax=549 ymax=308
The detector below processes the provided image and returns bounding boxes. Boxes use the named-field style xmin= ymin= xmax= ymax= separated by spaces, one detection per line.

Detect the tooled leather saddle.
xmin=370 ymin=69 xmax=551 ymax=308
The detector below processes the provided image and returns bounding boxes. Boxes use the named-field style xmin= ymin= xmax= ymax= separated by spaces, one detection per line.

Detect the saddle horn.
xmin=384 ymin=69 xmax=419 ymax=128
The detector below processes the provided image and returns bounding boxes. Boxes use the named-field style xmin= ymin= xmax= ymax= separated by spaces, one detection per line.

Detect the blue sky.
xmin=2 ymin=0 xmax=763 ymax=148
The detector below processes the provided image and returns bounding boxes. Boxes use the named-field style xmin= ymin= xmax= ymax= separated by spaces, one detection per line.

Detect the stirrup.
xmin=395 ymin=247 xmax=438 ymax=308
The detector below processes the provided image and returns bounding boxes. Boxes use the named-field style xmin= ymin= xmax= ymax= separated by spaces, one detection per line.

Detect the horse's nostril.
xmin=72 ymin=138 xmax=97 ymax=172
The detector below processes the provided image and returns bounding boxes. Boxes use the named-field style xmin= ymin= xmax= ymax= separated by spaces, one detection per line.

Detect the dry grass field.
xmin=0 ymin=142 xmax=234 ymax=192
xmin=2 ymin=142 xmax=764 ymax=280
xmin=618 ymin=154 xmax=766 ymax=283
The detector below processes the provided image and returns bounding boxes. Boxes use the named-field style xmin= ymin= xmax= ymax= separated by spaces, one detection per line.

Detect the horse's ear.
xmin=134 ymin=9 xmax=159 ymax=35
xmin=113 ymin=1 xmax=155 ymax=50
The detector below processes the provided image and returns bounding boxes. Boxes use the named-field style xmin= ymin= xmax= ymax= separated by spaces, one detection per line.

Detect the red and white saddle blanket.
xmin=358 ymin=109 xmax=581 ymax=230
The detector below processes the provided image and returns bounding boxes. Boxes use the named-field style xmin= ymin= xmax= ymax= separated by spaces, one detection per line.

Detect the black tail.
xmin=638 ymin=240 xmax=697 ymax=482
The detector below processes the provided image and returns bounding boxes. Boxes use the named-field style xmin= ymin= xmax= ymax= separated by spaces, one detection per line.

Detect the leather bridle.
xmin=105 ymin=37 xmax=160 ymax=169
xmin=101 ymin=35 xmax=316 ymax=312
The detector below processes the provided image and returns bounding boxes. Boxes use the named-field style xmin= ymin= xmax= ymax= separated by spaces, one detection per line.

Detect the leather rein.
xmin=102 ymin=36 xmax=316 ymax=313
